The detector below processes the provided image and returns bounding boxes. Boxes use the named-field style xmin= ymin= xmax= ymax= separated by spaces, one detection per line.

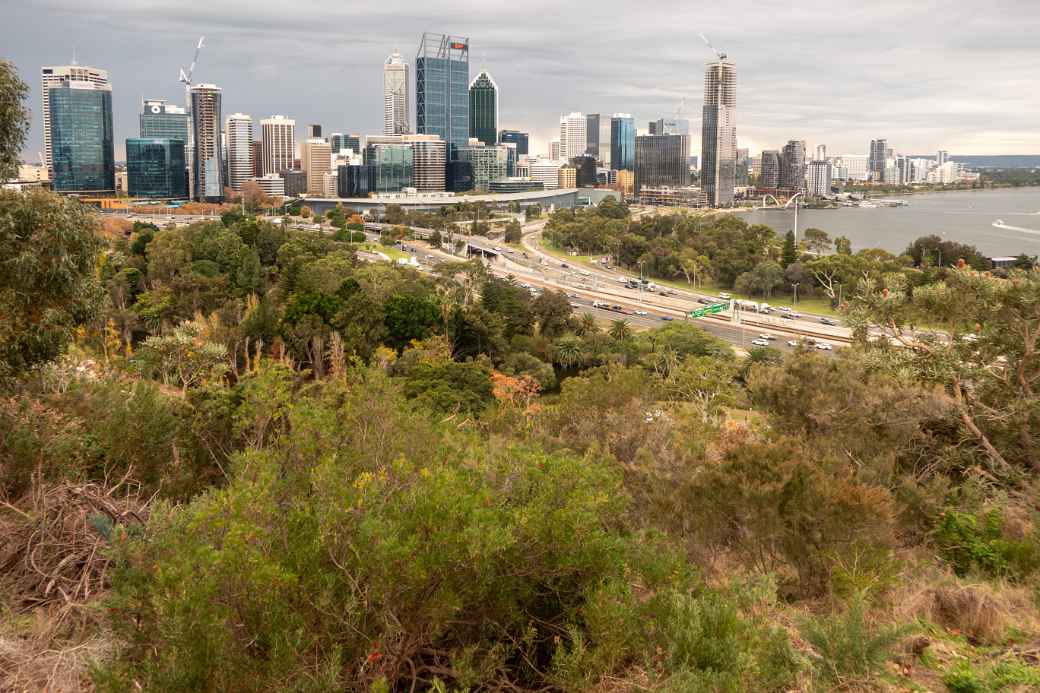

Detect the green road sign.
xmin=688 ymin=302 xmax=728 ymax=319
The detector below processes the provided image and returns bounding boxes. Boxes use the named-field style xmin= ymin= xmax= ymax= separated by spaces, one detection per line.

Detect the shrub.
xmin=800 ymin=599 xmax=912 ymax=687
xmin=935 ymin=508 xmax=1040 ymax=580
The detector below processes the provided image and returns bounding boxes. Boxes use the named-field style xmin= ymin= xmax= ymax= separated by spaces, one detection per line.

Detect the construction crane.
xmin=178 ymin=36 xmax=205 ymax=91
xmin=698 ymin=33 xmax=726 ymax=61
xmin=674 ymin=97 xmax=687 ymax=118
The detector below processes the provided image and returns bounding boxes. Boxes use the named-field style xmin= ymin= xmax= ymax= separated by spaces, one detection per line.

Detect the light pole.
xmin=785 ymin=192 xmax=804 ymax=246
xmin=792 ymin=282 xmax=800 ymax=305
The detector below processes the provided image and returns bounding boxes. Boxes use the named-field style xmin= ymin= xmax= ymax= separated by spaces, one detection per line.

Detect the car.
xmin=758 ymin=334 xmax=776 ymax=341
xmin=660 ymin=316 xmax=674 ymax=321
xmin=635 ymin=310 xmax=649 ymax=316
xmin=786 ymin=340 xmax=799 ymax=347
xmin=611 ymin=304 xmax=623 ymax=311
xmin=751 ymin=339 xmax=770 ymax=347
xmin=698 ymin=297 xmax=714 ymax=305
xmin=493 ymin=246 xmax=502 ymax=251
xmin=778 ymin=306 xmax=792 ymax=313
xmin=780 ymin=313 xmax=794 ymax=320
xmin=819 ymin=317 xmax=838 ymax=326
xmin=560 ymin=262 xmax=569 ymax=268
xmin=791 ymin=312 xmax=803 ymax=319
xmin=816 ymin=342 xmax=833 ymax=351
xmin=719 ymin=292 xmax=732 ymax=300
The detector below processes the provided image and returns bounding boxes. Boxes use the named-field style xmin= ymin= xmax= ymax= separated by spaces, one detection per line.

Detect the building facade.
xmin=780 ymin=139 xmax=806 ymax=191
xmin=701 ymin=58 xmax=737 ymax=206
xmin=634 ymin=134 xmax=689 ymax=192
xmin=140 ymin=98 xmax=189 ymax=142
xmin=528 ymin=158 xmax=562 ymax=190
xmin=301 ymin=138 xmax=332 ymax=196
xmin=41 ymin=65 xmax=110 ymax=180
xmin=457 ymin=142 xmax=508 ymax=191
xmin=225 ymin=112 xmax=253 ymax=191
xmin=416 ymin=33 xmax=469 ymax=154
xmin=126 ymin=138 xmax=187 ymax=198
xmin=468 ymin=69 xmax=498 ymax=146
xmin=585 ymin=113 xmax=600 ymax=158
xmin=280 ymin=169 xmax=307 ymax=196
xmin=610 ymin=114 xmax=635 ymax=171
xmin=47 ymin=77 xmax=115 ymax=193
xmin=251 ymin=140 xmax=264 ymax=177
xmin=190 ymin=84 xmax=224 ymax=201
xmin=499 ymin=129 xmax=528 ymax=156
xmin=384 ymin=50 xmax=409 ymax=135
xmin=249 ymin=173 xmax=285 ymax=197
xmin=329 ymin=133 xmax=361 ymax=155
xmin=869 ymin=139 xmax=887 ymax=182
xmin=559 ymin=112 xmax=586 ymax=161
xmin=759 ymin=150 xmax=780 ymax=188
xmin=366 ymin=143 xmax=414 ymax=193
xmin=807 ymin=160 xmax=832 ymax=197
xmin=261 ymin=115 xmax=295 ymax=176
xmin=407 ymin=135 xmax=447 ymax=191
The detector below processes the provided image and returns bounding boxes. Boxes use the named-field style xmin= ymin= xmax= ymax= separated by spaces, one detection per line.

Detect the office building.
xmin=384 ymin=50 xmax=409 ymax=135
xmin=488 ymin=178 xmax=544 ymax=193
xmin=416 ymin=33 xmax=469 ymax=154
xmin=457 ymin=141 xmax=508 ymax=191
xmin=307 ymin=124 xmax=322 ymax=139
xmin=759 ymin=150 xmax=780 ymax=188
xmin=610 ymin=113 xmax=635 ymax=171
xmin=321 ymin=170 xmax=338 ymax=197
xmin=651 ymin=117 xmax=691 ymax=139
xmin=224 ymin=113 xmax=253 ymax=191
xmin=365 ymin=142 xmax=413 ymax=193
xmin=559 ymin=166 xmax=576 ymax=189
xmin=585 ymin=113 xmax=601 ymax=158
xmin=406 ymin=134 xmax=447 ymax=191
xmin=280 ymin=169 xmax=307 ymax=196
xmin=41 ymin=65 xmax=110 ymax=180
xmin=807 ymin=160 xmax=832 ymax=197
xmin=250 ymin=140 xmax=263 ymax=177
xmin=780 ymin=140 xmax=806 ymax=191
xmin=447 ymin=160 xmax=474 ymax=192
xmin=559 ymin=112 xmax=586 ymax=161
xmin=249 ymin=173 xmax=285 ymax=197
xmin=502 ymin=141 xmax=517 ymax=176
xmin=936 ymin=150 xmax=949 ymax=166
xmin=47 ymin=74 xmax=115 ymax=193
xmin=330 ymin=133 xmax=361 ymax=155
xmin=869 ymin=139 xmax=887 ymax=182
xmin=701 ymin=57 xmax=737 ymax=206
xmin=499 ymin=129 xmax=529 ymax=156
xmin=528 ymin=158 xmax=563 ymax=190
xmin=338 ymin=165 xmax=369 ymax=198
xmin=569 ymin=155 xmax=597 ymax=187
xmin=815 ymin=144 xmax=827 ymax=161
xmin=261 ymin=116 xmax=295 ymax=176
xmin=126 ymin=138 xmax=187 ymax=198
xmin=301 ymin=138 xmax=332 ymax=195
xmin=549 ymin=139 xmax=561 ymax=160
xmin=190 ymin=84 xmax=224 ymax=201
xmin=634 ymin=134 xmax=688 ymax=191
xmin=115 ymin=170 xmax=127 ymax=194
xmin=468 ymin=69 xmax=498 ymax=146
xmin=140 ymin=98 xmax=189 ymax=142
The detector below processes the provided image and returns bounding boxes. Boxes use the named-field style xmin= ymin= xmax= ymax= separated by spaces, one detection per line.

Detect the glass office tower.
xmin=701 ymin=58 xmax=737 ymax=207
xmin=48 ymin=81 xmax=115 ymax=193
xmin=468 ymin=69 xmax=498 ymax=146
xmin=610 ymin=114 xmax=635 ymax=172
xmin=126 ymin=138 xmax=187 ymax=198
xmin=365 ymin=143 xmax=414 ymax=193
xmin=416 ymin=33 xmax=469 ymax=156
xmin=499 ymin=130 xmax=528 ymax=156
xmin=140 ymin=99 xmax=190 ymax=141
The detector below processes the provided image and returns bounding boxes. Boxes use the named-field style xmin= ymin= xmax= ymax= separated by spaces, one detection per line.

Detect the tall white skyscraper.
xmin=40 ymin=64 xmax=110 ymax=179
xmin=384 ymin=50 xmax=409 ymax=134
xmin=225 ymin=113 xmax=253 ymax=191
xmin=701 ymin=57 xmax=737 ymax=207
xmin=559 ymin=112 xmax=586 ymax=161
xmin=261 ymin=115 xmax=296 ymax=175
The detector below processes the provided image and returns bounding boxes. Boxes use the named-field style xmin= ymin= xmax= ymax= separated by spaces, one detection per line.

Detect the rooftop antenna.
xmin=698 ymin=33 xmax=726 ymax=61
xmin=71 ymin=46 xmax=78 ymax=66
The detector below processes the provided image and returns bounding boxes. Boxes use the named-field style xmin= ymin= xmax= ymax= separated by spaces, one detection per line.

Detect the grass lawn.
xmin=537 ymin=237 xmax=842 ymax=317
xmin=360 ymin=242 xmax=410 ymax=262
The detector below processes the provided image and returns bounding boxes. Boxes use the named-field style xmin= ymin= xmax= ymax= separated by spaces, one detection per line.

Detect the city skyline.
xmin=8 ymin=0 xmax=1040 ymax=162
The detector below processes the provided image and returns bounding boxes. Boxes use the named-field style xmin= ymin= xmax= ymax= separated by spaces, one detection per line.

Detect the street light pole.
xmin=793 ymin=282 xmax=799 ymax=305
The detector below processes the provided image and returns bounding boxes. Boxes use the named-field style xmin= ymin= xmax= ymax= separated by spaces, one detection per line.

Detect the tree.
xmin=782 ymin=230 xmax=798 ymax=267
xmin=240 ymin=181 xmax=270 ymax=212
xmin=136 ymin=318 xmax=229 ymax=393
xmin=609 ymin=319 xmax=633 ymax=344
xmin=735 ymin=261 xmax=785 ymax=298
xmin=803 ymin=227 xmax=831 ymax=255
xmin=532 ymin=289 xmax=573 ymax=339
xmin=299 ymin=205 xmax=313 ymax=219
xmin=503 ymin=220 xmax=522 ymax=244
xmin=383 ymin=293 xmax=442 ymax=352
xmin=525 ymin=204 xmax=542 ymax=220
xmin=0 ymin=190 xmax=103 ymax=379
xmin=0 ymin=59 xmax=29 ymax=181
xmin=552 ymin=334 xmax=585 ymax=369
xmin=835 ymin=236 xmax=852 ymax=255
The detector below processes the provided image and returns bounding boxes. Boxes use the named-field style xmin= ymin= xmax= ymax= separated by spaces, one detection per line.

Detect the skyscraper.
xmin=559 ymin=112 xmax=586 ymax=161
xmin=468 ymin=69 xmax=498 ymax=146
xmin=329 ymin=133 xmax=362 ymax=155
xmin=47 ymin=74 xmax=115 ymax=193
xmin=760 ymin=150 xmax=781 ymax=188
xmin=869 ymin=139 xmax=887 ymax=182
xmin=807 ymin=160 xmax=832 ymax=197
xmin=225 ymin=113 xmax=253 ymax=191
xmin=140 ymin=98 xmax=190 ymax=142
xmin=384 ymin=50 xmax=409 ymax=135
xmin=40 ymin=65 xmax=110 ymax=180
xmin=780 ymin=140 xmax=806 ymax=191
xmin=307 ymin=124 xmax=322 ymax=139
xmin=499 ymin=130 xmax=529 ymax=156
xmin=610 ymin=114 xmax=635 ymax=171
xmin=634 ymin=135 xmax=689 ymax=191
xmin=416 ymin=33 xmax=469 ymax=155
xmin=261 ymin=115 xmax=295 ymax=175
xmin=190 ymin=84 xmax=224 ymax=201
xmin=300 ymin=138 xmax=332 ymax=196
xmin=457 ymin=141 xmax=508 ymax=191
xmin=701 ymin=57 xmax=737 ymax=207
xmin=406 ymin=135 xmax=447 ymax=191
xmin=126 ymin=138 xmax=187 ymax=198
xmin=250 ymin=140 xmax=264 ymax=177
xmin=586 ymin=113 xmax=600 ymax=158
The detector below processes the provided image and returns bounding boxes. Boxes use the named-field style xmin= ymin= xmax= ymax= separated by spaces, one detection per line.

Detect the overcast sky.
xmin=9 ymin=0 xmax=1040 ymax=161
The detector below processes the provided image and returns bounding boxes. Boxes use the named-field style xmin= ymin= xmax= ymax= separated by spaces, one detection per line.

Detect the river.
xmin=742 ymin=187 xmax=1040 ymax=257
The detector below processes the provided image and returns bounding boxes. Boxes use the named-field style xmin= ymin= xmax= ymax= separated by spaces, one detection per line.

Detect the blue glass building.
xmin=610 ymin=114 xmax=635 ymax=172
xmin=499 ymin=129 xmax=528 ymax=156
xmin=140 ymin=99 xmax=190 ymax=141
xmin=364 ymin=143 xmax=414 ymax=193
xmin=416 ymin=33 xmax=469 ymax=157
xmin=126 ymin=138 xmax=187 ymax=198
xmin=48 ymin=82 xmax=115 ymax=193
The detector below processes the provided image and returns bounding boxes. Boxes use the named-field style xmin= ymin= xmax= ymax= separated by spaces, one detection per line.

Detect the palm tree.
xmin=609 ymin=319 xmax=633 ymax=343
xmin=575 ymin=313 xmax=599 ymax=337
xmin=552 ymin=335 xmax=584 ymax=369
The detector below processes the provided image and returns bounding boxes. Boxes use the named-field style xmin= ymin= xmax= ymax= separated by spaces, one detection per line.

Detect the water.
xmin=743 ymin=187 xmax=1040 ymax=257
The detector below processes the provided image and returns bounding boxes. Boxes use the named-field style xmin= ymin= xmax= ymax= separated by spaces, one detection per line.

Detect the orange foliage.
xmin=491 ymin=371 xmax=541 ymax=412
xmin=100 ymin=216 xmax=133 ymax=239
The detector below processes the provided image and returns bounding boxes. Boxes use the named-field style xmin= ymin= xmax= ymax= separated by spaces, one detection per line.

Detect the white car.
xmin=635 ymin=310 xmax=649 ymax=316
xmin=815 ymin=342 xmax=833 ymax=351
xmin=791 ymin=312 xmax=803 ymax=319
xmin=758 ymin=334 xmax=776 ymax=341
xmin=787 ymin=340 xmax=799 ymax=347
xmin=751 ymin=338 xmax=770 ymax=347
xmin=719 ymin=292 xmax=732 ymax=300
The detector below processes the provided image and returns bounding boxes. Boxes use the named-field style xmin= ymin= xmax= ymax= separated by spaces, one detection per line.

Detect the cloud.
xmin=9 ymin=0 xmax=1040 ymax=160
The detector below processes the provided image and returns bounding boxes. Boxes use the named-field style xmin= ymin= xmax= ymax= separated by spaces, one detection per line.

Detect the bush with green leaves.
xmin=800 ymin=599 xmax=912 ymax=688
xmin=934 ymin=508 xmax=1040 ymax=580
